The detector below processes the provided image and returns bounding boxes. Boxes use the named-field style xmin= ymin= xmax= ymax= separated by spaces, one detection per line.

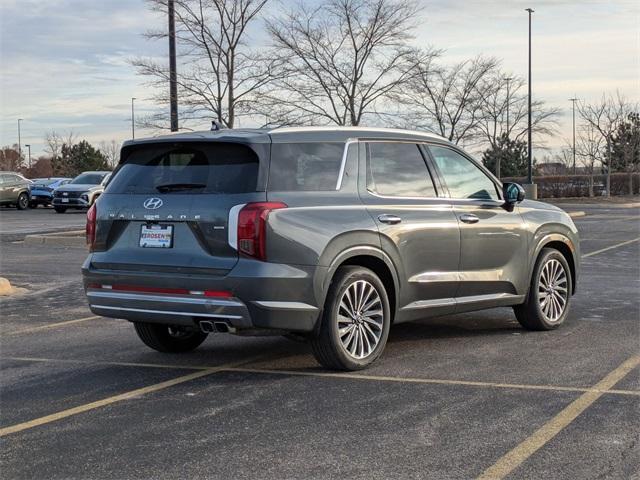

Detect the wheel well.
xmin=543 ymin=241 xmax=576 ymax=294
xmin=339 ymin=255 xmax=397 ymax=320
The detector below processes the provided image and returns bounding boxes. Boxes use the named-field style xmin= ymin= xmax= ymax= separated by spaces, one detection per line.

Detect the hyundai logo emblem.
xmin=143 ymin=197 xmax=163 ymax=210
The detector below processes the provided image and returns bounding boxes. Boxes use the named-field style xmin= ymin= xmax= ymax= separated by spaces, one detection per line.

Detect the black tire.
xmin=311 ymin=266 xmax=391 ymax=371
xmin=134 ymin=322 xmax=208 ymax=353
xmin=514 ymin=248 xmax=572 ymax=331
xmin=53 ymin=206 xmax=67 ymax=213
xmin=16 ymin=193 xmax=29 ymax=210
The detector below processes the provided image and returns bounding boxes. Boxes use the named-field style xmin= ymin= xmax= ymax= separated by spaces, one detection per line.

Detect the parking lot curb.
xmin=23 ymin=230 xmax=85 ymax=247
xmin=568 ymin=211 xmax=586 ymax=218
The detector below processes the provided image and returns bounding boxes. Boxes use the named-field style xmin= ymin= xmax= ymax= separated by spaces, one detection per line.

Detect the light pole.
xmin=525 ymin=8 xmax=535 ymax=196
xmin=17 ymin=119 xmax=23 ymax=162
xmin=24 ymin=144 xmax=32 ymax=168
xmin=505 ymin=76 xmax=513 ymax=135
xmin=131 ymin=97 xmax=136 ymax=139
xmin=569 ymin=97 xmax=578 ymax=174
xmin=168 ymin=0 xmax=178 ymax=132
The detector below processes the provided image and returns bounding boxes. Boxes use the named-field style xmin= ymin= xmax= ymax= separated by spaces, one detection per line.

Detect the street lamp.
xmin=569 ymin=97 xmax=578 ymax=175
xmin=24 ymin=144 xmax=32 ymax=168
xmin=17 ymin=119 xmax=23 ymax=161
xmin=131 ymin=97 xmax=137 ymax=139
xmin=525 ymin=8 xmax=535 ymax=197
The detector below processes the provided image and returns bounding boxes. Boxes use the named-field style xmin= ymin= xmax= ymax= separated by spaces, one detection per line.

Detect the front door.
xmin=359 ymin=141 xmax=460 ymax=320
xmin=427 ymin=145 xmax=528 ymax=311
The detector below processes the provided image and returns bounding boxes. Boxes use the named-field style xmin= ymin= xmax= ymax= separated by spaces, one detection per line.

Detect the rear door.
xmin=359 ymin=141 xmax=460 ymax=319
xmin=91 ymin=141 xmax=267 ymax=275
xmin=426 ymin=145 xmax=528 ymax=306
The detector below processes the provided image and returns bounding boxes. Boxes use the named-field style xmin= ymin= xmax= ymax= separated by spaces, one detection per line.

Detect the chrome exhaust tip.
xmin=199 ymin=320 xmax=216 ymax=333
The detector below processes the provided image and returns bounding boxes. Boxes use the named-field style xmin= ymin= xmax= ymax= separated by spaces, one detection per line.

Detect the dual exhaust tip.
xmin=199 ymin=320 xmax=236 ymax=334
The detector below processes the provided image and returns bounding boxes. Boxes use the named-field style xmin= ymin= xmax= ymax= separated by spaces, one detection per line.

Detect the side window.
xmin=428 ymin=146 xmax=499 ymax=200
xmin=269 ymin=143 xmax=344 ymax=191
xmin=367 ymin=142 xmax=436 ymax=197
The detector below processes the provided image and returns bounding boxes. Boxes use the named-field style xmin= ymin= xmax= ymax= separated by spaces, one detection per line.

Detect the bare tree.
xmin=476 ymin=73 xmax=559 ymax=149
xmin=132 ymin=0 xmax=274 ymax=129
xmin=99 ymin=140 xmax=121 ymax=168
xmin=576 ymin=124 xmax=605 ymax=197
xmin=578 ymin=92 xmax=631 ymax=196
xmin=44 ymin=131 xmax=76 ymax=159
xmin=260 ymin=0 xmax=427 ymax=126
xmin=390 ymin=55 xmax=498 ymax=145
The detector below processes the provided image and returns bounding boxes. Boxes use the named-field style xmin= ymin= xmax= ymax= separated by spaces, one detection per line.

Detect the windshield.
xmin=71 ymin=173 xmax=106 ymax=185
xmin=106 ymin=142 xmax=259 ymax=194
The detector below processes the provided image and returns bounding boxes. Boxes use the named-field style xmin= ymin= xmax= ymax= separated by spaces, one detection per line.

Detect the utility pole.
xmin=17 ymin=119 xmax=23 ymax=162
xmin=505 ymin=76 xmax=513 ymax=135
xmin=25 ymin=144 xmax=31 ymax=168
xmin=168 ymin=0 xmax=178 ymax=132
xmin=569 ymin=97 xmax=578 ymax=174
xmin=525 ymin=8 xmax=535 ymax=197
xmin=131 ymin=97 xmax=137 ymax=139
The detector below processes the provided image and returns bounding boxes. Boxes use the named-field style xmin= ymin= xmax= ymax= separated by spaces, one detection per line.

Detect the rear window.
xmin=268 ymin=143 xmax=343 ymax=191
xmin=106 ymin=143 xmax=259 ymax=194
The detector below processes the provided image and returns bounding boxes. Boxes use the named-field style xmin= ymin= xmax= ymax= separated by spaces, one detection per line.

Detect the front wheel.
xmin=514 ymin=248 xmax=572 ymax=330
xmin=134 ymin=322 xmax=208 ymax=353
xmin=311 ymin=266 xmax=391 ymax=370
xmin=17 ymin=193 xmax=29 ymax=210
xmin=53 ymin=206 xmax=67 ymax=213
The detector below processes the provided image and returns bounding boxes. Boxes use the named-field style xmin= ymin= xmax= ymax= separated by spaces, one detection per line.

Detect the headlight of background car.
xmin=80 ymin=192 xmax=89 ymax=202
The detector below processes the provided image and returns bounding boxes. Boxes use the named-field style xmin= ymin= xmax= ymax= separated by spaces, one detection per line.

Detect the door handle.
xmin=378 ymin=214 xmax=402 ymax=225
xmin=459 ymin=213 xmax=480 ymax=224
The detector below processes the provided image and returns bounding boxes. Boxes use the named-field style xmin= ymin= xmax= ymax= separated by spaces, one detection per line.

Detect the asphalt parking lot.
xmin=1 ymin=201 xmax=639 ymax=479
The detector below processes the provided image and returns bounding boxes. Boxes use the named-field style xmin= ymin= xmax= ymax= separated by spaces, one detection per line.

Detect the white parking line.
xmin=5 ymin=316 xmax=101 ymax=336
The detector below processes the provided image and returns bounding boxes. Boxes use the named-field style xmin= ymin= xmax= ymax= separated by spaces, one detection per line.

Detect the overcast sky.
xmin=0 ymin=0 xmax=638 ymax=158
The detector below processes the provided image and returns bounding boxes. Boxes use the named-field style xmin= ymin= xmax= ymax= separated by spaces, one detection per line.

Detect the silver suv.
xmin=82 ymin=127 xmax=579 ymax=370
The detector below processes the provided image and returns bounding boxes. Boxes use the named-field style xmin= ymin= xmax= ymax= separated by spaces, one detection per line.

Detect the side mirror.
xmin=502 ymin=182 xmax=525 ymax=206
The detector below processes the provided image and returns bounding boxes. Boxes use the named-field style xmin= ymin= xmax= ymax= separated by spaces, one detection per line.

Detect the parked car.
xmin=29 ymin=177 xmax=72 ymax=207
xmin=82 ymin=127 xmax=580 ymax=370
xmin=0 ymin=171 xmax=32 ymax=210
xmin=52 ymin=171 xmax=111 ymax=213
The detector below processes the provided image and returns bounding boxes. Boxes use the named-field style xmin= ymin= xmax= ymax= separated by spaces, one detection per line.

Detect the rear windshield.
xmin=268 ymin=143 xmax=343 ymax=191
xmin=71 ymin=173 xmax=107 ymax=185
xmin=106 ymin=143 xmax=259 ymax=194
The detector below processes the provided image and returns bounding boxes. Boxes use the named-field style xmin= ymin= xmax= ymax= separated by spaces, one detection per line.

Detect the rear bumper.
xmin=82 ymin=258 xmax=325 ymax=333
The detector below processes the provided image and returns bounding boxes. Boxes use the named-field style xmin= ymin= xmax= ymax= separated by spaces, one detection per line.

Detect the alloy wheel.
xmin=538 ymin=258 xmax=568 ymax=322
xmin=337 ymin=280 xmax=384 ymax=359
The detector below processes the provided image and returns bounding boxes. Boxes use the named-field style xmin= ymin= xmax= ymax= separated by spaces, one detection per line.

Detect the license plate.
xmin=140 ymin=224 xmax=173 ymax=248
xmin=61 ymin=198 xmax=69 ymax=203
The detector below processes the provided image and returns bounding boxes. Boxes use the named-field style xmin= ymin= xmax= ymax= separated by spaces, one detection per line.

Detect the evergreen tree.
xmin=481 ymin=133 xmax=528 ymax=178
xmin=611 ymin=112 xmax=640 ymax=173
xmin=51 ymin=140 xmax=109 ymax=177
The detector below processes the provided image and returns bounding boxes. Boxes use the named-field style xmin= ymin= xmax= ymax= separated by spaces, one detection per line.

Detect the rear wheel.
xmin=514 ymin=248 xmax=572 ymax=330
xmin=311 ymin=266 xmax=391 ymax=371
xmin=134 ymin=322 xmax=208 ymax=353
xmin=54 ymin=206 xmax=67 ymax=213
xmin=16 ymin=193 xmax=29 ymax=210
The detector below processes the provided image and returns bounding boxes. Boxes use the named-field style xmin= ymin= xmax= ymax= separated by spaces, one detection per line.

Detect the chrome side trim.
xmin=91 ymin=305 xmax=243 ymax=320
xmin=335 ymin=139 xmax=358 ymax=190
xmin=408 ymin=271 xmax=458 ymax=283
xmin=228 ymin=203 xmax=246 ymax=250
xmin=408 ymin=269 xmax=505 ymax=283
xmin=253 ymin=301 xmax=318 ymax=311
xmin=87 ymin=290 xmax=243 ymax=307
xmin=401 ymin=298 xmax=456 ymax=311
xmin=456 ymin=293 xmax=525 ymax=305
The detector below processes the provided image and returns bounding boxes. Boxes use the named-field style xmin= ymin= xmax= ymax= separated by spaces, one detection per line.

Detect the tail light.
xmin=86 ymin=203 xmax=97 ymax=251
xmin=237 ymin=202 xmax=287 ymax=261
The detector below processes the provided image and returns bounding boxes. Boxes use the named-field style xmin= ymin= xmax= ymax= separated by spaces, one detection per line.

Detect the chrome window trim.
xmin=335 ymin=139 xmax=359 ymax=190
xmin=228 ymin=203 xmax=246 ymax=250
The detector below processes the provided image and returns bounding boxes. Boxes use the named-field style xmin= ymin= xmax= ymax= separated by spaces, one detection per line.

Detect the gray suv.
xmin=82 ymin=127 xmax=579 ymax=370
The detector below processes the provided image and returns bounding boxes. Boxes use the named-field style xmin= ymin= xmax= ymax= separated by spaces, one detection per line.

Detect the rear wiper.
xmin=156 ymin=183 xmax=206 ymax=193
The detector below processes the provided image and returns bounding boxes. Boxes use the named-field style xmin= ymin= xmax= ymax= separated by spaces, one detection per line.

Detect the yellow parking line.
xmin=5 ymin=316 xmax=101 ymax=336
xmin=477 ymin=354 xmax=640 ymax=480
xmin=225 ymin=367 xmax=640 ymax=396
xmin=582 ymin=237 xmax=640 ymax=258
xmin=0 ymin=355 xmax=266 ymax=437
xmin=1 ymin=356 xmax=208 ymax=371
